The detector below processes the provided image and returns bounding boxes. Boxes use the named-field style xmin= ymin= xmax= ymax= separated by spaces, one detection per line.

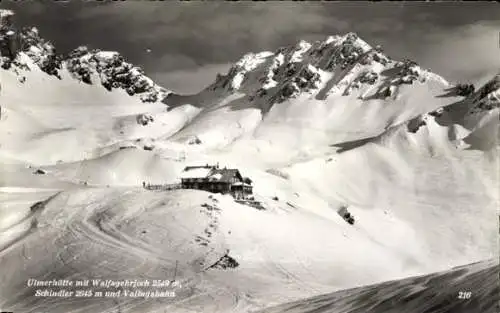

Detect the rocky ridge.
xmin=0 ymin=9 xmax=167 ymax=103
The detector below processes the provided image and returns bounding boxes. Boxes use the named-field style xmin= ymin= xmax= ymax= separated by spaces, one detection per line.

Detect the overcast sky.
xmin=2 ymin=1 xmax=499 ymax=94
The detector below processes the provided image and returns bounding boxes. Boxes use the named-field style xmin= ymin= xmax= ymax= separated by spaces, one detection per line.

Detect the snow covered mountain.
xmin=161 ymin=31 xmax=494 ymax=167
xmin=0 ymin=10 xmax=167 ymax=103
xmin=0 ymin=9 xmax=498 ymax=313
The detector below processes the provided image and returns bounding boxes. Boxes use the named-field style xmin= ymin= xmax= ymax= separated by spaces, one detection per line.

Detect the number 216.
xmin=458 ymin=291 xmax=472 ymax=299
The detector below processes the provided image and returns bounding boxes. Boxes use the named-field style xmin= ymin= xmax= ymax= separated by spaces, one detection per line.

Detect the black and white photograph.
xmin=0 ymin=1 xmax=499 ymax=313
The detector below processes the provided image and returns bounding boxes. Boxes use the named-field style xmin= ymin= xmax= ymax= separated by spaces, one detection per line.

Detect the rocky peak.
xmin=408 ymin=73 xmax=500 ymax=135
xmin=65 ymin=46 xmax=168 ymax=103
xmin=0 ymin=10 xmax=168 ymax=103
xmin=466 ymin=74 xmax=500 ymax=115
xmin=209 ymin=32 xmax=440 ymax=104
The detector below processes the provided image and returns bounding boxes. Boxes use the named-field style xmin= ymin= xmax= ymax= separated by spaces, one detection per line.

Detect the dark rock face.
xmin=372 ymin=52 xmax=389 ymax=66
xmin=358 ymin=71 xmax=378 ymax=85
xmin=392 ymin=59 xmax=420 ymax=85
xmin=323 ymin=33 xmax=365 ymax=71
xmin=20 ymin=27 xmax=62 ymax=79
xmin=209 ymin=252 xmax=239 ymax=270
xmin=455 ymin=83 xmax=475 ymax=97
xmin=480 ymin=77 xmax=499 ymax=98
xmin=188 ymin=136 xmax=202 ymax=145
xmin=66 ymin=46 xmax=94 ymax=84
xmin=280 ymin=82 xmax=299 ymax=98
xmin=272 ymin=65 xmax=321 ymax=103
xmin=33 ymin=169 xmax=46 ymax=175
xmin=467 ymin=76 xmax=500 ymax=115
xmin=0 ymin=10 xmax=19 ymax=68
xmin=407 ymin=116 xmax=427 ymax=133
xmin=338 ymin=205 xmax=356 ymax=225
xmin=136 ymin=113 xmax=154 ymax=126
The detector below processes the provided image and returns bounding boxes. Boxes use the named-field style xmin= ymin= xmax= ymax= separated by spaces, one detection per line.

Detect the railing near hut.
xmin=143 ymin=183 xmax=264 ymax=209
xmin=143 ymin=183 xmax=182 ymax=191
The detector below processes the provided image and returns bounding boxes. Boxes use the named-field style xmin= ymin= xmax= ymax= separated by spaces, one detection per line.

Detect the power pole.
xmin=172 ymin=260 xmax=178 ymax=283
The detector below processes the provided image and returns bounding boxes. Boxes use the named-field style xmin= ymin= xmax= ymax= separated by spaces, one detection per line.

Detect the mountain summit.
xmin=207 ymin=32 xmax=448 ymax=105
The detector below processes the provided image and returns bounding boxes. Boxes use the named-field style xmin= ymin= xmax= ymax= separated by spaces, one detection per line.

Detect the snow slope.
xmin=0 ymin=187 xmax=473 ymax=313
xmin=1 ymin=9 xmax=499 ymax=313
xmin=41 ymin=148 xmax=184 ymax=186
xmin=259 ymin=259 xmax=499 ymax=313
xmin=0 ymin=69 xmax=167 ymax=164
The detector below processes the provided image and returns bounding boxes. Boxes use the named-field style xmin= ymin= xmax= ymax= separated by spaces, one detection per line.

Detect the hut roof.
xmin=180 ymin=165 xmax=243 ymax=183
xmin=180 ymin=166 xmax=214 ymax=179
xmin=210 ymin=168 xmax=242 ymax=183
